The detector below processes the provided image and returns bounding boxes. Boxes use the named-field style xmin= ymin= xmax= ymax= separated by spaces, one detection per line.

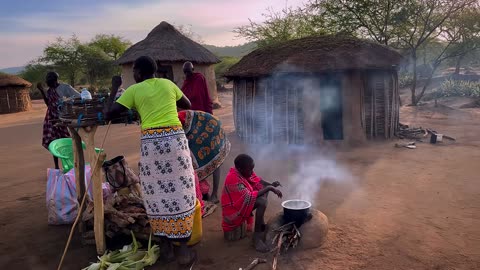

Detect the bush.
xmin=399 ymin=74 xmax=413 ymax=88
xmin=424 ymin=79 xmax=480 ymax=100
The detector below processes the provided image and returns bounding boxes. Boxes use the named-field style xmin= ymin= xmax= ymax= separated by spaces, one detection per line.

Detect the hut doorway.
xmin=156 ymin=63 xmax=174 ymax=82
xmin=319 ymin=77 xmax=343 ymax=140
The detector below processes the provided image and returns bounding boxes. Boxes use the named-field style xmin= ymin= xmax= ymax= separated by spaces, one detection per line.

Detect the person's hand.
xmin=36 ymin=82 xmax=45 ymax=91
xmin=270 ymin=187 xmax=283 ymax=198
xmin=112 ymin=76 xmax=122 ymax=89
xmin=271 ymin=181 xmax=281 ymax=187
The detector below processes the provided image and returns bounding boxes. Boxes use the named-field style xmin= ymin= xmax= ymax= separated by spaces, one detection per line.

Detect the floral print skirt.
xmin=139 ymin=126 xmax=196 ymax=241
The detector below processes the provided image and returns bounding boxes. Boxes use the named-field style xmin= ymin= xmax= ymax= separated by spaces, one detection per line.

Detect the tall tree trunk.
xmin=417 ymin=62 xmax=439 ymax=104
xmin=410 ymin=52 xmax=418 ymax=105
xmin=454 ymin=55 xmax=465 ymax=75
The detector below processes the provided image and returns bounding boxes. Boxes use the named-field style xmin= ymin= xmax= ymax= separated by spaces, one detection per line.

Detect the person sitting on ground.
xmin=221 ymin=154 xmax=282 ymax=252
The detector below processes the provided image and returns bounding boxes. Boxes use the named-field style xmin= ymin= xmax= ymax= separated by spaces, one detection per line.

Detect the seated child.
xmin=221 ymin=154 xmax=282 ymax=252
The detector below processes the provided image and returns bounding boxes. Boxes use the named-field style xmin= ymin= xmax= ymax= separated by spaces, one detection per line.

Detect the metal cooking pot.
xmin=282 ymin=199 xmax=312 ymax=226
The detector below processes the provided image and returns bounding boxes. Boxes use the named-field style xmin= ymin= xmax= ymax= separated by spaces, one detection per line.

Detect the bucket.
xmin=173 ymin=199 xmax=202 ymax=246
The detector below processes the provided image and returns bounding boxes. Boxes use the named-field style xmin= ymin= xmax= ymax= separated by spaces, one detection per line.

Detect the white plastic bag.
xmin=46 ymin=166 xmax=111 ymax=225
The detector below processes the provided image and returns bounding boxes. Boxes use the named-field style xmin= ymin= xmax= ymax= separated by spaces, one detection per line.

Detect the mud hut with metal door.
xmin=225 ymin=35 xmax=403 ymax=145
xmin=117 ymin=21 xmax=221 ymax=105
xmin=0 ymin=74 xmax=32 ymax=114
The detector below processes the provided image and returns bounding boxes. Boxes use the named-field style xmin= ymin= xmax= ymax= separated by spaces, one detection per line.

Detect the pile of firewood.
xmin=396 ymin=123 xmax=429 ymax=140
xmin=82 ymin=194 xmax=154 ymax=242
xmin=396 ymin=123 xmax=456 ymax=142
xmin=271 ymin=222 xmax=302 ymax=270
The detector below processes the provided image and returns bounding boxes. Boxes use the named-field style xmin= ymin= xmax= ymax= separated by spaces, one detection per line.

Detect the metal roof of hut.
xmin=0 ymin=74 xmax=32 ymax=88
xmin=117 ymin=21 xmax=220 ymax=65
xmin=225 ymin=35 xmax=402 ymax=78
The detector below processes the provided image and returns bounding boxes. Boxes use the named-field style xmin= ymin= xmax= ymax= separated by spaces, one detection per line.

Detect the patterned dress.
xmin=140 ymin=126 xmax=196 ymax=240
xmin=178 ymin=110 xmax=231 ymax=181
xmin=42 ymin=88 xmax=70 ymax=149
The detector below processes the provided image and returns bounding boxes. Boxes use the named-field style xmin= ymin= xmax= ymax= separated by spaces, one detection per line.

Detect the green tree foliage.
xmin=215 ymin=56 xmax=240 ymax=78
xmin=234 ymin=5 xmax=327 ymax=47
xmin=89 ymin=34 xmax=132 ymax=60
xmin=236 ymin=0 xmax=479 ymax=105
xmin=34 ymin=34 xmax=131 ymax=90
xmin=79 ymin=45 xmax=116 ymax=88
xmin=40 ymin=35 xmax=83 ymax=86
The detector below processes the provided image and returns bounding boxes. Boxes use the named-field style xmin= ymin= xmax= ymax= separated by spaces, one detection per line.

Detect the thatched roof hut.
xmin=0 ymin=74 xmax=32 ymax=114
xmin=225 ymin=35 xmax=403 ymax=145
xmin=117 ymin=21 xmax=221 ymax=105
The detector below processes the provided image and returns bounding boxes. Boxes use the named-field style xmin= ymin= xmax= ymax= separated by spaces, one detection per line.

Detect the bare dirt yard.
xmin=1 ymin=91 xmax=479 ymax=270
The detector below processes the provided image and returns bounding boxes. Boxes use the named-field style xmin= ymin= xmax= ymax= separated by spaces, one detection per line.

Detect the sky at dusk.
xmin=0 ymin=0 xmax=306 ymax=68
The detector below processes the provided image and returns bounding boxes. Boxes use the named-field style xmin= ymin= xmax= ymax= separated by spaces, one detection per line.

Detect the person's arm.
xmin=36 ymin=83 xmax=48 ymax=105
xmin=106 ymin=84 xmax=135 ymax=121
xmin=260 ymin=179 xmax=281 ymax=187
xmin=257 ymin=186 xmax=282 ymax=198
xmin=177 ymin=95 xmax=191 ymax=110
xmin=107 ymin=76 xmax=122 ymax=111
xmin=202 ymin=77 xmax=213 ymax=114
xmin=105 ymin=102 xmax=128 ymax=121
xmin=173 ymin=81 xmax=191 ymax=110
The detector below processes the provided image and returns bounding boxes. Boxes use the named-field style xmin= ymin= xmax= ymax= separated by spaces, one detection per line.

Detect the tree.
xmin=234 ymin=5 xmax=327 ymax=47
xmin=40 ymin=35 xmax=83 ymax=86
xmin=79 ymin=45 xmax=115 ymax=88
xmin=313 ymin=0 xmax=477 ymax=105
xmin=89 ymin=34 xmax=131 ymax=60
xmin=20 ymin=62 xmax=50 ymax=84
xmin=175 ymin=24 xmax=204 ymax=44
xmin=313 ymin=0 xmax=414 ymax=46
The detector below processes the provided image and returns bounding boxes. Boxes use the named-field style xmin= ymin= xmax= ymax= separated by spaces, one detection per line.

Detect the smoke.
xmin=243 ymin=64 xmax=355 ymax=203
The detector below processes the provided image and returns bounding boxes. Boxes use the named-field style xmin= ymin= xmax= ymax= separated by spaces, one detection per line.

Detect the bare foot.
xmin=209 ymin=194 xmax=219 ymax=204
xmin=253 ymin=232 xmax=270 ymax=253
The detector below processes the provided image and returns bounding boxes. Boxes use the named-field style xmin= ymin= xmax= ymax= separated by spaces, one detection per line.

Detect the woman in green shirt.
xmin=106 ymin=56 xmax=195 ymax=266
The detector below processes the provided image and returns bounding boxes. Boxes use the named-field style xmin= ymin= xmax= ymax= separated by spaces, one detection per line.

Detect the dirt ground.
xmin=1 ymin=91 xmax=480 ymax=270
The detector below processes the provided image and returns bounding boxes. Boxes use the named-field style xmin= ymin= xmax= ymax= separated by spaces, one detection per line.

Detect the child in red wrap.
xmin=221 ymin=154 xmax=282 ymax=252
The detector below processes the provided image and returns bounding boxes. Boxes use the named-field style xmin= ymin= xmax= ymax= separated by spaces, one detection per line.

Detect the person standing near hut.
xmin=181 ymin=62 xmax=213 ymax=114
xmin=37 ymin=72 xmax=80 ymax=169
xmin=105 ymin=56 xmax=196 ymax=266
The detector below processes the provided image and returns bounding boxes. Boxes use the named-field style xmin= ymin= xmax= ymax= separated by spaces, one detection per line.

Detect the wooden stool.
xmin=224 ymin=221 xmax=247 ymax=241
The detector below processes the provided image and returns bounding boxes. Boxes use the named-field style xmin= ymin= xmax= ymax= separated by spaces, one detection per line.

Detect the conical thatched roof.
xmin=0 ymin=74 xmax=32 ymax=88
xmin=225 ymin=35 xmax=402 ymax=78
xmin=117 ymin=21 xmax=220 ymax=65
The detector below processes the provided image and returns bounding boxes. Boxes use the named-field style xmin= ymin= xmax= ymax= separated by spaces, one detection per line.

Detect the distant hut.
xmin=225 ymin=36 xmax=403 ymax=145
xmin=0 ymin=74 xmax=32 ymax=114
xmin=117 ymin=21 xmax=221 ymax=105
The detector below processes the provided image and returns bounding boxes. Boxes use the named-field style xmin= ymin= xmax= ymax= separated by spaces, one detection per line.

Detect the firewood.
xmin=240 ymin=258 xmax=267 ymax=270
xmin=274 ymin=221 xmax=295 ymax=232
xmin=272 ymin=232 xmax=285 ymax=270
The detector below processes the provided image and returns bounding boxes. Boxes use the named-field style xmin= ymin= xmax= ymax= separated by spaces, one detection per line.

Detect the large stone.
xmin=265 ymin=209 xmax=329 ymax=251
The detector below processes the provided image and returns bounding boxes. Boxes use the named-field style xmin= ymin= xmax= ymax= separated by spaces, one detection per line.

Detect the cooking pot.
xmin=282 ymin=199 xmax=312 ymax=226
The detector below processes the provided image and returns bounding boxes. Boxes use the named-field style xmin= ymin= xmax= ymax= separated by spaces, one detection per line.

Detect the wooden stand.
xmin=68 ymin=126 xmax=106 ymax=255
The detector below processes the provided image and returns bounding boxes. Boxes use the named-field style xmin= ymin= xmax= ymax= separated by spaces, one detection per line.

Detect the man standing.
xmin=181 ymin=61 xmax=213 ymax=114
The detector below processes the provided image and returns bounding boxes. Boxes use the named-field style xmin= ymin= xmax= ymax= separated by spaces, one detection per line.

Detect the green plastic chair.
xmin=48 ymin=138 xmax=104 ymax=173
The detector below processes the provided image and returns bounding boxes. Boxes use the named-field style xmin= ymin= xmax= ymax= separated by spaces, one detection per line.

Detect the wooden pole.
xmin=69 ymin=127 xmax=86 ymax=233
xmin=78 ymin=126 xmax=105 ymax=254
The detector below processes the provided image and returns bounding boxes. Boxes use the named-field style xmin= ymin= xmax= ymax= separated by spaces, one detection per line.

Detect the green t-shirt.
xmin=116 ymin=78 xmax=183 ymax=129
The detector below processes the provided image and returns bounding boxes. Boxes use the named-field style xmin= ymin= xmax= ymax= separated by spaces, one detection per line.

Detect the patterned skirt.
xmin=139 ymin=126 xmax=196 ymax=241
xmin=181 ymin=111 xmax=231 ymax=181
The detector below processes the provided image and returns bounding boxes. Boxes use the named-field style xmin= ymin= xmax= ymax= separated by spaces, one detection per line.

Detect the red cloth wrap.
xmin=181 ymin=73 xmax=213 ymax=114
xmin=221 ymin=168 xmax=263 ymax=232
